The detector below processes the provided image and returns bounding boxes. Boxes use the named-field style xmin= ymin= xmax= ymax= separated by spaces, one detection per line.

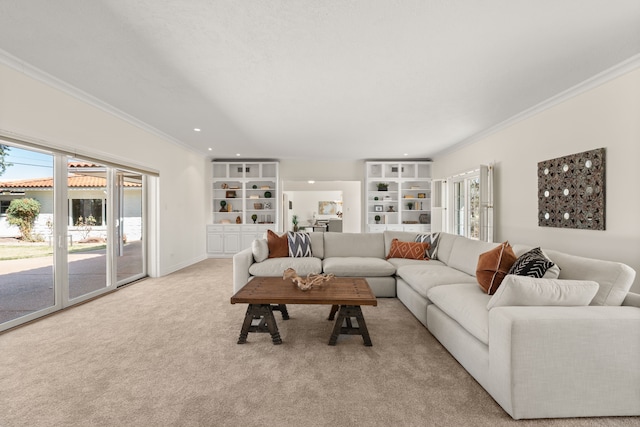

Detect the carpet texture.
xmin=0 ymin=259 xmax=637 ymax=426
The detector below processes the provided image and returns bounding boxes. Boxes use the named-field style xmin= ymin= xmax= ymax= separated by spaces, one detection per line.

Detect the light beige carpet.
xmin=0 ymin=259 xmax=636 ymax=427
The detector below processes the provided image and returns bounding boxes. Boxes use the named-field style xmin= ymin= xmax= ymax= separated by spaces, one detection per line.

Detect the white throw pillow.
xmin=252 ymin=239 xmax=269 ymax=263
xmin=486 ymin=274 xmax=599 ymax=309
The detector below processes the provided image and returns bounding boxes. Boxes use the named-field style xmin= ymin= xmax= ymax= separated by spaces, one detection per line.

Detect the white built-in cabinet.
xmin=365 ymin=161 xmax=432 ymax=233
xmin=207 ymin=161 xmax=279 ymax=256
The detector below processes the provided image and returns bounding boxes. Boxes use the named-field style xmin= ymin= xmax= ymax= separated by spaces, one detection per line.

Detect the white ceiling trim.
xmin=0 ymin=48 xmax=197 ymax=156
xmin=436 ymin=53 xmax=640 ymax=158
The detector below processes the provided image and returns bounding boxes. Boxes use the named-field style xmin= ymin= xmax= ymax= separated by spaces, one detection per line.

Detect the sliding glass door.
xmin=115 ymin=170 xmax=145 ymax=285
xmin=0 ymin=142 xmax=148 ymax=331
xmin=0 ymin=146 xmax=56 ymax=324
xmin=67 ymin=158 xmax=110 ymax=301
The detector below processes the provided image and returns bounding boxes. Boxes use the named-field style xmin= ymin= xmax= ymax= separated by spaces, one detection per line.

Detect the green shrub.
xmin=6 ymin=198 xmax=41 ymax=241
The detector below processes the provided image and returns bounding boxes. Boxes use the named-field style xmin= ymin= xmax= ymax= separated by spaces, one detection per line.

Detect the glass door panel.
xmin=67 ymin=158 xmax=109 ymax=300
xmin=115 ymin=170 xmax=144 ymax=284
xmin=0 ymin=145 xmax=56 ymax=327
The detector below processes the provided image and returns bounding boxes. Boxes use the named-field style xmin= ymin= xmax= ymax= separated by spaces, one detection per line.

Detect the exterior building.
xmin=0 ymin=163 xmax=142 ymax=242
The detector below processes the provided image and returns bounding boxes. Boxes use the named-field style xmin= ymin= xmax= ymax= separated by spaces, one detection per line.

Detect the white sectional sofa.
xmin=233 ymin=231 xmax=640 ymax=420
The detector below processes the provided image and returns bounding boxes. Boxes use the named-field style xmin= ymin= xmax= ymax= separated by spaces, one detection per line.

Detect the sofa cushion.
xmin=508 ymin=247 xmax=559 ymax=278
xmin=252 ymin=238 xmax=269 ymax=262
xmin=544 ymin=249 xmax=636 ymax=306
xmin=267 ymin=230 xmax=288 ymax=258
xmin=386 ymin=238 xmax=430 ymax=260
xmin=387 ymin=258 xmax=447 ymax=269
xmin=432 ymin=233 xmax=460 ymax=265
xmin=324 ymin=232 xmax=385 ymax=258
xmin=287 ymin=232 xmax=312 ymax=257
xmin=322 ymin=257 xmax=396 ymax=277
xmin=486 ymin=275 xmax=599 ymax=309
xmin=397 ymin=264 xmax=477 ymax=299
xmin=476 ymin=242 xmax=518 ymax=295
xmin=427 ymin=283 xmax=492 ymax=345
xmin=415 ymin=232 xmax=440 ymax=259
xmin=308 ymin=232 xmax=324 ymax=259
xmin=448 ymin=238 xmax=500 ymax=276
xmin=249 ymin=257 xmax=322 ymax=277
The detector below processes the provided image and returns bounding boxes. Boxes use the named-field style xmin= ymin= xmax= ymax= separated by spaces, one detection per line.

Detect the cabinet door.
xmin=223 ymin=233 xmax=241 ymax=253
xmin=241 ymin=233 xmax=256 ymax=250
xmin=207 ymin=233 xmax=224 ymax=254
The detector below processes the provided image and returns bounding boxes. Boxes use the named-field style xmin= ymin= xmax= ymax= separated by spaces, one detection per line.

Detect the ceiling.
xmin=1 ymin=1 xmax=639 ymax=161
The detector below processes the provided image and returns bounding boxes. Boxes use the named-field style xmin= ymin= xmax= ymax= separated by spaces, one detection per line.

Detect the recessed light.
xmin=308 ymin=180 xmax=315 ymax=184
xmin=236 ymin=153 xmax=241 ymax=157
xmin=194 ymin=128 xmax=201 ymax=132
xmin=403 ymin=153 xmax=408 ymax=156
xmin=208 ymin=148 xmax=212 ymax=151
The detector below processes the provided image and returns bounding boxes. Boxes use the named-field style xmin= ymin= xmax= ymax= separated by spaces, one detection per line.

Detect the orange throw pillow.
xmin=267 ymin=230 xmax=289 ymax=258
xmin=386 ymin=238 xmax=430 ymax=260
xmin=476 ymin=241 xmax=517 ymax=294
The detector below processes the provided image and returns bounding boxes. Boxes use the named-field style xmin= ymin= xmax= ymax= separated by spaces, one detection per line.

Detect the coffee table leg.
xmin=262 ymin=305 xmax=283 ymax=345
xmin=328 ymin=304 xmax=339 ymax=320
xmin=237 ymin=304 xmax=282 ymax=345
xmin=354 ymin=307 xmax=372 ymax=347
xmin=274 ymin=304 xmax=289 ymax=320
xmin=328 ymin=305 xmax=372 ymax=346
xmin=238 ymin=304 xmax=255 ymax=344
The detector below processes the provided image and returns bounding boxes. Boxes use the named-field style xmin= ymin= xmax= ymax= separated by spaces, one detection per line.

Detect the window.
xmin=451 ymin=172 xmax=480 ymax=239
xmin=71 ymin=199 xmax=105 ymax=226
xmin=446 ymin=165 xmax=493 ymax=242
xmin=0 ymin=200 xmax=10 ymax=215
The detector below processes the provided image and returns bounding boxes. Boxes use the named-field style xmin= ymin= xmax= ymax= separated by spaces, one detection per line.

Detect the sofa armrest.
xmin=623 ymin=291 xmax=640 ymax=308
xmin=489 ymin=306 xmax=640 ymax=419
xmin=232 ymin=247 xmax=254 ymax=294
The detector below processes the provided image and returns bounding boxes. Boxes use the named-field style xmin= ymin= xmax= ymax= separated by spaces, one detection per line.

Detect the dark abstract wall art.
xmin=538 ymin=148 xmax=606 ymax=230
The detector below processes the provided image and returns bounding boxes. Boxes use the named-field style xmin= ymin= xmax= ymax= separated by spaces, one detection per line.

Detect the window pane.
xmin=71 ymin=199 xmax=103 ymax=225
xmin=468 ymin=177 xmax=480 ymax=239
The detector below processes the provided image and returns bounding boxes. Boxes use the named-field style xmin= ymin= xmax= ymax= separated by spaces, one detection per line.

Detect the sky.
xmin=0 ymin=145 xmax=54 ymax=181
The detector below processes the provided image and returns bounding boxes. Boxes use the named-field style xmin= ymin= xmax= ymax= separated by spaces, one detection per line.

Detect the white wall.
xmin=0 ymin=62 xmax=208 ymax=276
xmin=433 ymin=67 xmax=640 ymax=293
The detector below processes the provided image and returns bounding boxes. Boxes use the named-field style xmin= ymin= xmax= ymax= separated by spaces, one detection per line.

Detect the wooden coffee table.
xmin=230 ymin=276 xmax=377 ymax=346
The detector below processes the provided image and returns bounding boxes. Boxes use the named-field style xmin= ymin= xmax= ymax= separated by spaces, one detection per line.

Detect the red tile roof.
xmin=0 ymin=174 xmax=141 ymax=189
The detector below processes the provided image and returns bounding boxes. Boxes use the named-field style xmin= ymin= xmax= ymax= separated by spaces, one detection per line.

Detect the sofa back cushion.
xmin=308 ymin=232 xmax=324 ymax=258
xmin=433 ymin=233 xmax=461 ymax=265
xmin=544 ymin=249 xmax=636 ymax=306
xmin=448 ymin=238 xmax=500 ymax=276
xmin=324 ymin=232 xmax=384 ymax=258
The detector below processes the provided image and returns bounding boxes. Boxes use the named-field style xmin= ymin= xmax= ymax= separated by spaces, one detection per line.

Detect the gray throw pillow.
xmin=414 ymin=232 xmax=440 ymax=259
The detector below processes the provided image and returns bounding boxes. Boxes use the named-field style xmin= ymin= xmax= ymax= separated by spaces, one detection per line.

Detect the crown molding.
xmin=0 ymin=49 xmax=202 ymax=156
xmin=434 ymin=53 xmax=640 ymax=158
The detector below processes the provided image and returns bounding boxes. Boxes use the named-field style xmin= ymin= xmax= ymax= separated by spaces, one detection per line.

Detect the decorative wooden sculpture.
xmin=283 ymin=268 xmax=334 ymax=291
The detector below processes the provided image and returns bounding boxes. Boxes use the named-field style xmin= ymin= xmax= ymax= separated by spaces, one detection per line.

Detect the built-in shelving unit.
xmin=365 ymin=161 xmax=432 ymax=233
xmin=208 ymin=161 xmax=279 ymax=256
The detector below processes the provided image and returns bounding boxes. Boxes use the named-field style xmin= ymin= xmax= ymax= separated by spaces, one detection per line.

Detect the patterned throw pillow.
xmin=386 ymin=238 xmax=430 ymax=260
xmin=476 ymin=241 xmax=518 ymax=294
xmin=415 ymin=232 xmax=440 ymax=259
xmin=287 ymin=232 xmax=312 ymax=257
xmin=508 ymin=247 xmax=556 ymax=278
